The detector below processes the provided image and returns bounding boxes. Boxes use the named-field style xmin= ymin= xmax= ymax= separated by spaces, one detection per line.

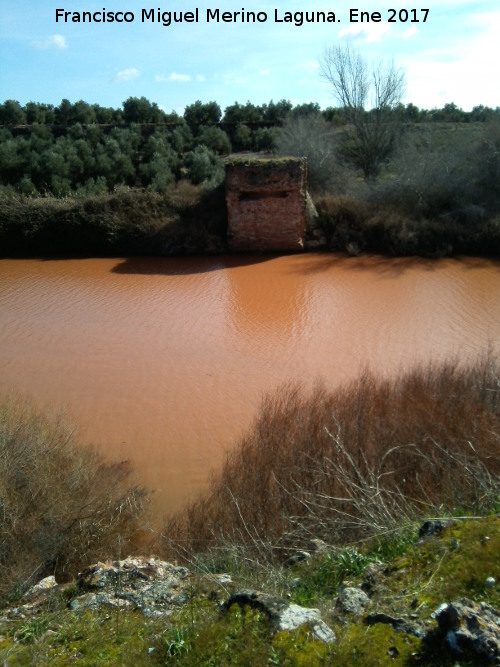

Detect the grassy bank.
xmin=315 ymin=192 xmax=500 ymax=258
xmin=1 ymin=515 xmax=499 ymax=665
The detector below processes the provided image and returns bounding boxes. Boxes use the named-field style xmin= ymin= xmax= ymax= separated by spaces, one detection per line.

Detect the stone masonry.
xmin=226 ymin=156 xmax=307 ymax=252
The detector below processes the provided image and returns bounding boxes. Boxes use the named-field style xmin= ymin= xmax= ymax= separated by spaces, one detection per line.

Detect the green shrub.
xmin=196 ymin=126 xmax=232 ymax=155
xmin=253 ymin=127 xmax=277 ymax=152
xmin=185 ymin=145 xmax=225 ymax=187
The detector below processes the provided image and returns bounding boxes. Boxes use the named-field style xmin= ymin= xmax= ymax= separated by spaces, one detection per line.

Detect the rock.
xmin=223 ymin=589 xmax=336 ymax=644
xmin=432 ymin=598 xmax=500 ymax=664
xmin=335 ymin=586 xmax=370 ymax=616
xmin=307 ymin=538 xmax=329 ymax=554
xmin=70 ymin=592 xmax=134 ymax=612
xmin=279 ymin=604 xmax=335 ymax=643
xmin=364 ymin=612 xmax=426 ymax=639
xmin=1 ymin=556 xmax=233 ymax=620
xmin=223 ymin=589 xmax=287 ymax=618
xmin=361 ymin=562 xmax=385 ymax=594
xmin=71 ymin=557 xmax=192 ymax=616
xmin=77 ymin=557 xmax=189 ymax=591
xmin=24 ymin=575 xmax=58 ymax=601
xmin=486 ymin=577 xmax=496 ymax=589
xmin=418 ymin=519 xmax=455 ymax=540
xmin=0 ymin=575 xmax=65 ymax=620
xmin=284 ymin=550 xmax=311 ymax=567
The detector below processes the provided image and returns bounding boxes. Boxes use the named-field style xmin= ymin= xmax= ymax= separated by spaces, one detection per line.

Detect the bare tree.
xmin=321 ymin=44 xmax=406 ymax=178
xmin=276 ymin=112 xmax=342 ymax=192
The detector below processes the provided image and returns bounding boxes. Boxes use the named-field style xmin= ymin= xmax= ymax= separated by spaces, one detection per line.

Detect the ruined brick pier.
xmin=226 ymin=156 xmax=307 ymax=252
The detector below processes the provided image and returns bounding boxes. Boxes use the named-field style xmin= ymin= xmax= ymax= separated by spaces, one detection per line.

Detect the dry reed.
xmin=0 ymin=394 xmax=149 ymax=600
xmin=163 ymin=355 xmax=500 ymax=563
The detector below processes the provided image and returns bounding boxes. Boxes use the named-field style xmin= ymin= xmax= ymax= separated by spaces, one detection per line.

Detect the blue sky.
xmin=0 ymin=1 xmax=499 ymax=114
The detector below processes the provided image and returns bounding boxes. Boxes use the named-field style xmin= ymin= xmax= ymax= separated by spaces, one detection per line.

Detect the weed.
xmin=163 ymin=627 xmax=190 ymax=657
xmin=366 ymin=525 xmax=419 ymax=562
xmin=291 ymin=547 xmax=373 ymax=605
xmin=15 ymin=616 xmax=50 ymax=644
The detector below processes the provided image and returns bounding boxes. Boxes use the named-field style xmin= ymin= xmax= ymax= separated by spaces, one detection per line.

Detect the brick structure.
xmin=226 ymin=156 xmax=307 ymax=252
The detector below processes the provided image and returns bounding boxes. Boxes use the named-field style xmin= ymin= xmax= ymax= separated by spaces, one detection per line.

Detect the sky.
xmin=0 ymin=1 xmax=499 ymax=115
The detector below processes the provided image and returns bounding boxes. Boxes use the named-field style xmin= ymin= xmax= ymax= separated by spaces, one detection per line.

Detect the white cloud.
xmin=401 ymin=26 xmax=418 ymax=39
xmin=31 ymin=34 xmax=67 ymax=50
xmin=403 ymin=11 xmax=500 ymax=110
xmin=260 ymin=68 xmax=271 ymax=75
xmin=111 ymin=68 xmax=140 ymax=83
xmin=338 ymin=22 xmax=391 ymax=43
xmin=223 ymin=73 xmax=249 ymax=86
xmin=196 ymin=74 xmax=205 ymax=82
xmin=170 ymin=72 xmax=191 ymax=82
xmin=155 ymin=72 xmax=192 ymax=82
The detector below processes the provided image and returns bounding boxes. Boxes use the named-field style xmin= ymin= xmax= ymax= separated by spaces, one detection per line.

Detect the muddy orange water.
xmin=1 ymin=254 xmax=499 ymax=518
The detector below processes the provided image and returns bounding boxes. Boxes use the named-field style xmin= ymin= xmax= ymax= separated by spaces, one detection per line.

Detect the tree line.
xmin=0 ymin=98 xmax=295 ymax=196
xmin=1 ymin=94 xmax=499 ymax=198
xmin=1 ymin=96 xmax=498 ymax=128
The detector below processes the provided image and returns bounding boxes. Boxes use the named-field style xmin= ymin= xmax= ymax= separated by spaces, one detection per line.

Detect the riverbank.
xmin=1 ymin=184 xmax=499 ymax=259
xmin=0 ymin=184 xmax=227 ymax=258
xmin=0 ymin=356 xmax=499 ymax=663
xmin=1 ymin=515 xmax=499 ymax=665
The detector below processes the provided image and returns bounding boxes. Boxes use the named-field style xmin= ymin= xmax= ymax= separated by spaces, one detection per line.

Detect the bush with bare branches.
xmin=0 ymin=394 xmax=149 ymax=600
xmin=320 ymin=44 xmax=406 ymax=178
xmin=276 ymin=113 xmax=343 ymax=194
xmin=163 ymin=356 xmax=500 ymax=564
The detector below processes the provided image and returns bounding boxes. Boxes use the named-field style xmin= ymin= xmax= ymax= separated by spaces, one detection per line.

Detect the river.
xmin=1 ymin=253 xmax=499 ymax=518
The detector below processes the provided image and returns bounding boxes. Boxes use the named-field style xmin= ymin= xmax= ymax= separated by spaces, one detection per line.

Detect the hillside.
xmin=0 ymin=515 xmax=499 ymax=665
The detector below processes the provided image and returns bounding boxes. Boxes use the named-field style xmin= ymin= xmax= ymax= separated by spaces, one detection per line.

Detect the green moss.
xmin=2 ymin=609 xmax=173 ymax=666
xmin=226 ymin=155 xmax=302 ymax=167
xmin=272 ymin=626 xmax=332 ymax=666
xmin=331 ymin=623 xmax=421 ymax=666
xmin=380 ymin=516 xmax=500 ymax=615
xmin=1 ymin=516 xmax=499 ymax=666
xmin=166 ymin=605 xmax=272 ymax=666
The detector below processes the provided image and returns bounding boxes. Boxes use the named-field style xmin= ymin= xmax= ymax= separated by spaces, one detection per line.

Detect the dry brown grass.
xmin=163 ymin=356 xmax=500 ymax=563
xmin=0 ymin=394 xmax=149 ymax=600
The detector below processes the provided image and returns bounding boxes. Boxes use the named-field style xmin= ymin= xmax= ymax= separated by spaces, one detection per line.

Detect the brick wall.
xmin=226 ymin=156 xmax=307 ymax=252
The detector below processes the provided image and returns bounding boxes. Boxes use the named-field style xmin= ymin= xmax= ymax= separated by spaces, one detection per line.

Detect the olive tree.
xmin=185 ymin=145 xmax=224 ymax=186
xmin=184 ymin=100 xmax=221 ymax=127
xmin=321 ymin=44 xmax=405 ymax=178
